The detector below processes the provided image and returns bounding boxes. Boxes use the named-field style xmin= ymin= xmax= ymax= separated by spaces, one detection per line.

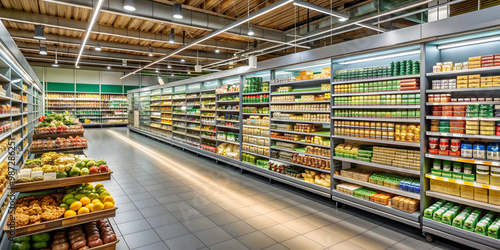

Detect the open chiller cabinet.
xmin=185 ymin=83 xmax=201 ymax=147
xmin=330 ymin=45 xmax=423 ymax=228
xmin=199 ymin=81 xmax=217 ymax=152
xmin=421 ymin=30 xmax=500 ymax=249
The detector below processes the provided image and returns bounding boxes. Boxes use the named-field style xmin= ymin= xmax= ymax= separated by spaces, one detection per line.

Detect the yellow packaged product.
xmin=457 ymin=75 xmax=468 ymax=80
xmin=474 ymin=187 xmax=489 ymax=203
xmin=489 ymin=190 xmax=500 ymax=206
xmin=461 ymin=185 xmax=474 ymax=200
xmin=468 ymin=74 xmax=481 ymax=79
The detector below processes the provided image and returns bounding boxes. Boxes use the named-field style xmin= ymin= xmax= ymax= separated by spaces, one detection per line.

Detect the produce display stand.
xmin=32 ymin=131 xmax=84 ymax=139
xmin=10 ymin=170 xmax=113 ymax=193
xmin=29 ymin=146 xmax=88 ymax=154
xmin=3 ymin=207 xmax=117 ymax=238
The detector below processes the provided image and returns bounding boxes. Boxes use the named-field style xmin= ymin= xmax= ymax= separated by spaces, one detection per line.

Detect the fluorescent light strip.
xmin=356 ymin=23 xmax=387 ymax=33
xmin=121 ymin=0 xmax=293 ymax=79
xmin=437 ymin=35 xmax=500 ymax=50
xmin=75 ymin=0 xmax=105 ymax=66
xmin=281 ymin=62 xmax=331 ymax=71
xmin=337 ymin=50 xmax=420 ymax=65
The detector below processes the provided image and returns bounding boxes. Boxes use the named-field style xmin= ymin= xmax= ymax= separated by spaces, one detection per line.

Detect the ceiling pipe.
xmin=121 ymin=0 xmax=295 ymax=79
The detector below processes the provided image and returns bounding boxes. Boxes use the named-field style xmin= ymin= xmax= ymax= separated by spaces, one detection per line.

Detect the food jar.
xmin=450 ymin=139 xmax=461 ymax=156
xmin=473 ymin=144 xmax=486 ymax=159
xmin=487 ymin=142 xmax=500 ymax=160
xmin=440 ymin=138 xmax=450 ymax=151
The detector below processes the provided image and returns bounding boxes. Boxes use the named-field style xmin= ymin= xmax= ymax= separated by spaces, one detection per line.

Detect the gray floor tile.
xmin=128 ymin=192 xmax=154 ymax=201
xmin=237 ymin=231 xmax=277 ymax=250
xmin=131 ymin=241 xmax=170 ymax=250
xmin=154 ymin=222 xmax=192 ymax=241
xmin=303 ymin=228 xmax=344 ymax=247
xmin=133 ymin=197 xmax=162 ymax=209
xmin=221 ymin=221 xmax=257 ymax=238
xmin=114 ymin=210 xmax=145 ymax=224
xmin=146 ymin=213 xmax=180 ymax=228
xmin=194 ymin=226 xmax=233 ymax=246
xmin=209 ymin=239 xmax=250 ymax=250
xmin=116 ymin=202 xmax=138 ymax=214
xmin=117 ymin=219 xmax=152 ymax=236
xmin=123 ymin=229 xmax=162 ymax=249
xmin=182 ymin=216 xmax=218 ymax=233
xmin=281 ymin=235 xmax=324 ymax=250
xmin=164 ymin=234 xmax=206 ymax=250
xmin=207 ymin=211 xmax=240 ymax=226
xmin=261 ymin=224 xmax=299 ymax=243
xmin=171 ymin=208 xmax=204 ymax=222
xmin=139 ymin=205 xmax=169 ymax=218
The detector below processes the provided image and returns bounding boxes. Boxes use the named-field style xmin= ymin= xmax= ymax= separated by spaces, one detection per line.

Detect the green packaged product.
xmin=452 ymin=207 xmax=473 ymax=228
xmin=475 ymin=212 xmax=496 ymax=235
xmin=487 ymin=218 xmax=500 ymax=239
xmin=433 ymin=204 xmax=453 ymax=222
xmin=442 ymin=204 xmax=462 ymax=225
xmin=464 ymin=210 xmax=481 ymax=232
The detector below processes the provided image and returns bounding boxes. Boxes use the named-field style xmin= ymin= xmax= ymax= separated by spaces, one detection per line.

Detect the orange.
xmin=78 ymin=207 xmax=90 ymax=215
xmin=69 ymin=201 xmax=82 ymax=211
xmin=80 ymin=197 xmax=91 ymax=206
xmin=102 ymin=196 xmax=115 ymax=204
xmin=103 ymin=202 xmax=115 ymax=210
xmin=64 ymin=210 xmax=76 ymax=218
xmin=91 ymin=202 xmax=104 ymax=212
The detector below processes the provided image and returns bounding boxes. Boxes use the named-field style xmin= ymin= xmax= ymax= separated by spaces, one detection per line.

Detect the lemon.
xmin=91 ymin=202 xmax=104 ymax=212
xmin=66 ymin=198 xmax=78 ymax=206
xmin=64 ymin=210 xmax=76 ymax=218
xmin=102 ymin=196 xmax=115 ymax=204
xmin=69 ymin=201 xmax=82 ymax=211
xmin=92 ymin=199 xmax=102 ymax=205
xmin=85 ymin=204 xmax=93 ymax=210
xmin=80 ymin=197 xmax=91 ymax=206
xmin=103 ymin=202 xmax=115 ymax=210
xmin=78 ymin=207 xmax=90 ymax=215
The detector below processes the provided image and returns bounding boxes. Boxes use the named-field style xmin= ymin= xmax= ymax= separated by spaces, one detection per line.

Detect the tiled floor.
xmin=87 ymin=127 xmax=466 ymax=250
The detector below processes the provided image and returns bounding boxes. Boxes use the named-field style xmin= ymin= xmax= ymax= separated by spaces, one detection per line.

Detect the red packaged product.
xmin=429 ymin=148 xmax=438 ymax=154
xmin=400 ymin=79 xmax=420 ymax=83
xmin=442 ymin=105 xmax=453 ymax=111
xmin=439 ymin=149 xmax=449 ymax=155
xmin=449 ymin=151 xmax=461 ymax=157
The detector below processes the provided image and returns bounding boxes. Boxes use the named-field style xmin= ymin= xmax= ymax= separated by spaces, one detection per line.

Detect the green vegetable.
xmin=32 ymin=233 xmax=50 ymax=242
xmin=12 ymin=241 xmax=30 ymax=250
xmin=32 ymin=242 xmax=47 ymax=249
xmin=69 ymin=167 xmax=81 ymax=177
xmin=56 ymin=171 xmax=68 ymax=179
xmin=13 ymin=236 xmax=30 ymax=243
xmin=81 ymin=168 xmax=89 ymax=175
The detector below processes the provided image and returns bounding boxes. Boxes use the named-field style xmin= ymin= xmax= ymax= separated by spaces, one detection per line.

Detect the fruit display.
xmin=12 ymin=194 xmax=66 ymax=227
xmin=30 ymin=137 xmax=88 ymax=151
xmin=37 ymin=114 xmax=79 ymax=128
xmin=61 ymin=183 xmax=115 ymax=217
xmin=11 ymin=233 xmax=50 ymax=250
xmin=16 ymin=153 xmax=109 ymax=183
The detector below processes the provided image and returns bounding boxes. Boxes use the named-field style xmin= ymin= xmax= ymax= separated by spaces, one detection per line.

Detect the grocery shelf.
xmin=332 ymin=117 xmax=420 ymax=123
xmin=33 ymin=132 xmax=85 ymax=139
xmin=186 ymin=127 xmax=200 ymax=131
xmin=172 ymin=124 xmax=186 ymax=128
xmin=271 ymin=101 xmax=330 ymax=104
xmin=216 ymin=110 xmax=240 ymax=112
xmin=271 ymin=146 xmax=330 ymax=160
xmin=217 ymin=100 xmax=240 ymax=104
xmin=242 ymin=102 xmax=269 ymax=105
xmin=426 ymin=87 xmax=500 ymax=94
xmin=426 ymin=131 xmax=500 ymax=140
xmin=216 ymin=91 xmax=240 ymax=95
xmin=200 ymin=109 xmax=216 ymax=112
xmin=187 ymin=120 xmax=200 ymax=124
xmin=201 ymin=115 xmax=215 ymax=118
xmin=271 ymin=90 xmax=329 ymax=96
xmin=200 ymin=89 xmax=217 ymax=93
xmin=172 ymin=130 xmax=186 ymax=135
xmin=186 ymin=114 xmax=200 ymax=116
xmin=216 ymin=119 xmax=239 ymax=123
xmin=201 ymin=136 xmax=216 ymax=140
xmin=270 ymin=129 xmax=330 ymax=137
xmin=426 ymin=190 xmax=500 ymax=213
xmin=332 ymin=135 xmax=421 ymax=148
xmin=422 ymin=218 xmax=497 ymax=250
xmin=426 ymin=101 xmax=500 ymax=105
xmin=217 ymin=139 xmax=239 ymax=145
xmin=270 ymin=119 xmax=329 ymax=124
xmin=331 ymin=190 xmax=420 ymax=228
xmin=334 ymin=105 xmax=420 ymax=109
xmin=272 ymin=110 xmax=330 ymax=114
xmin=334 ymin=175 xmax=420 ymax=199
xmin=186 ymin=97 xmax=200 ymax=100
xmin=331 ymin=75 xmax=420 ymax=85
xmin=426 ymin=116 xmax=500 ymax=121
xmin=425 ymin=174 xmax=500 ymax=191
xmin=271 ymin=137 xmax=330 ymax=148
xmin=242 ymin=134 xmax=268 ymax=140
xmin=242 ymin=91 xmax=269 ymax=95
xmin=11 ymin=171 xmax=112 ymax=193
xmin=332 ymin=156 xmax=420 ymax=176
xmin=186 ymin=133 xmax=201 ymax=139
xmin=426 ymin=66 xmax=500 ymax=78
xmin=242 ymin=142 xmax=267 ymax=148
xmin=242 ymin=113 xmax=269 ymax=116
xmin=200 ymin=96 xmax=216 ymax=99
xmin=332 ymin=90 xmax=420 ymax=97
xmin=271 ymin=78 xmax=330 ymax=87
xmin=241 ymin=150 xmax=269 ymax=158
xmin=270 ymin=158 xmax=330 ymax=173
xmin=216 ymin=125 xmax=240 ymax=130
xmin=201 ymin=129 xmax=216 ymax=133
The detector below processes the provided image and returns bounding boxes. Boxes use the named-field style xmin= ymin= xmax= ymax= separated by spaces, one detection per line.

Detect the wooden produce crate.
xmin=33 ymin=132 xmax=84 ymax=139
xmin=11 ymin=170 xmax=113 ymax=193
xmin=29 ymin=146 xmax=88 ymax=154
xmin=4 ymin=208 xmax=117 ymax=238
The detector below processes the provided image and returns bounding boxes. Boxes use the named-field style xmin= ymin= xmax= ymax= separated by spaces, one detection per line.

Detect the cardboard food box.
xmin=474 ymin=187 xmax=489 ymax=203
xmin=461 ymin=185 xmax=474 ymax=200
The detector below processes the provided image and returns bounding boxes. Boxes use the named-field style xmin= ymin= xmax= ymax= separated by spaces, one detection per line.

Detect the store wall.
xmin=32 ymin=67 xmax=160 ymax=92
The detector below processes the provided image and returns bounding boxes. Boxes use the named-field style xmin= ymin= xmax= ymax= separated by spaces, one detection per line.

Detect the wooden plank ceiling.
xmin=0 ymin=0 xmax=468 ymax=75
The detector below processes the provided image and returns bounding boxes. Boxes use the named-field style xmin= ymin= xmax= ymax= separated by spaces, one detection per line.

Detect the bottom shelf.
xmin=129 ymin=126 xmax=331 ymax=197
xmin=422 ymin=218 xmax=498 ymax=250
xmin=331 ymin=190 xmax=420 ymax=228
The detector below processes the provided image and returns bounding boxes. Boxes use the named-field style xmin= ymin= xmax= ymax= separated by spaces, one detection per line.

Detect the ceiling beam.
xmin=40 ymin=0 xmax=293 ymax=46
xmin=9 ymin=29 xmax=231 ymax=61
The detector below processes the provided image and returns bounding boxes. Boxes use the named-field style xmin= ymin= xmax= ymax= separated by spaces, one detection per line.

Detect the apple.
xmin=99 ymin=165 xmax=109 ymax=173
xmin=89 ymin=166 xmax=99 ymax=174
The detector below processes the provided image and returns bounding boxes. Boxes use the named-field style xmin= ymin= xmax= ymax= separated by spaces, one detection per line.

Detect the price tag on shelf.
xmin=481 ymin=184 xmax=491 ymax=189
xmin=448 ymin=179 xmax=457 ymax=183
xmin=463 ymin=181 xmax=474 ymax=186
xmin=435 ymin=176 xmax=444 ymax=181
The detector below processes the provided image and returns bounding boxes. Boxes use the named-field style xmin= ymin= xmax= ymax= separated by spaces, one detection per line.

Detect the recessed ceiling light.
xmin=107 ymin=65 xmax=111 ymax=70
xmin=95 ymin=44 xmax=101 ymax=51
xmin=181 ymin=58 xmax=185 ymax=62
xmin=215 ymin=49 xmax=220 ymax=53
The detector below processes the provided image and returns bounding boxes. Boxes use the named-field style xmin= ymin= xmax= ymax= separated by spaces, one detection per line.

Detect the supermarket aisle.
xmin=86 ymin=127 xmax=461 ymax=250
